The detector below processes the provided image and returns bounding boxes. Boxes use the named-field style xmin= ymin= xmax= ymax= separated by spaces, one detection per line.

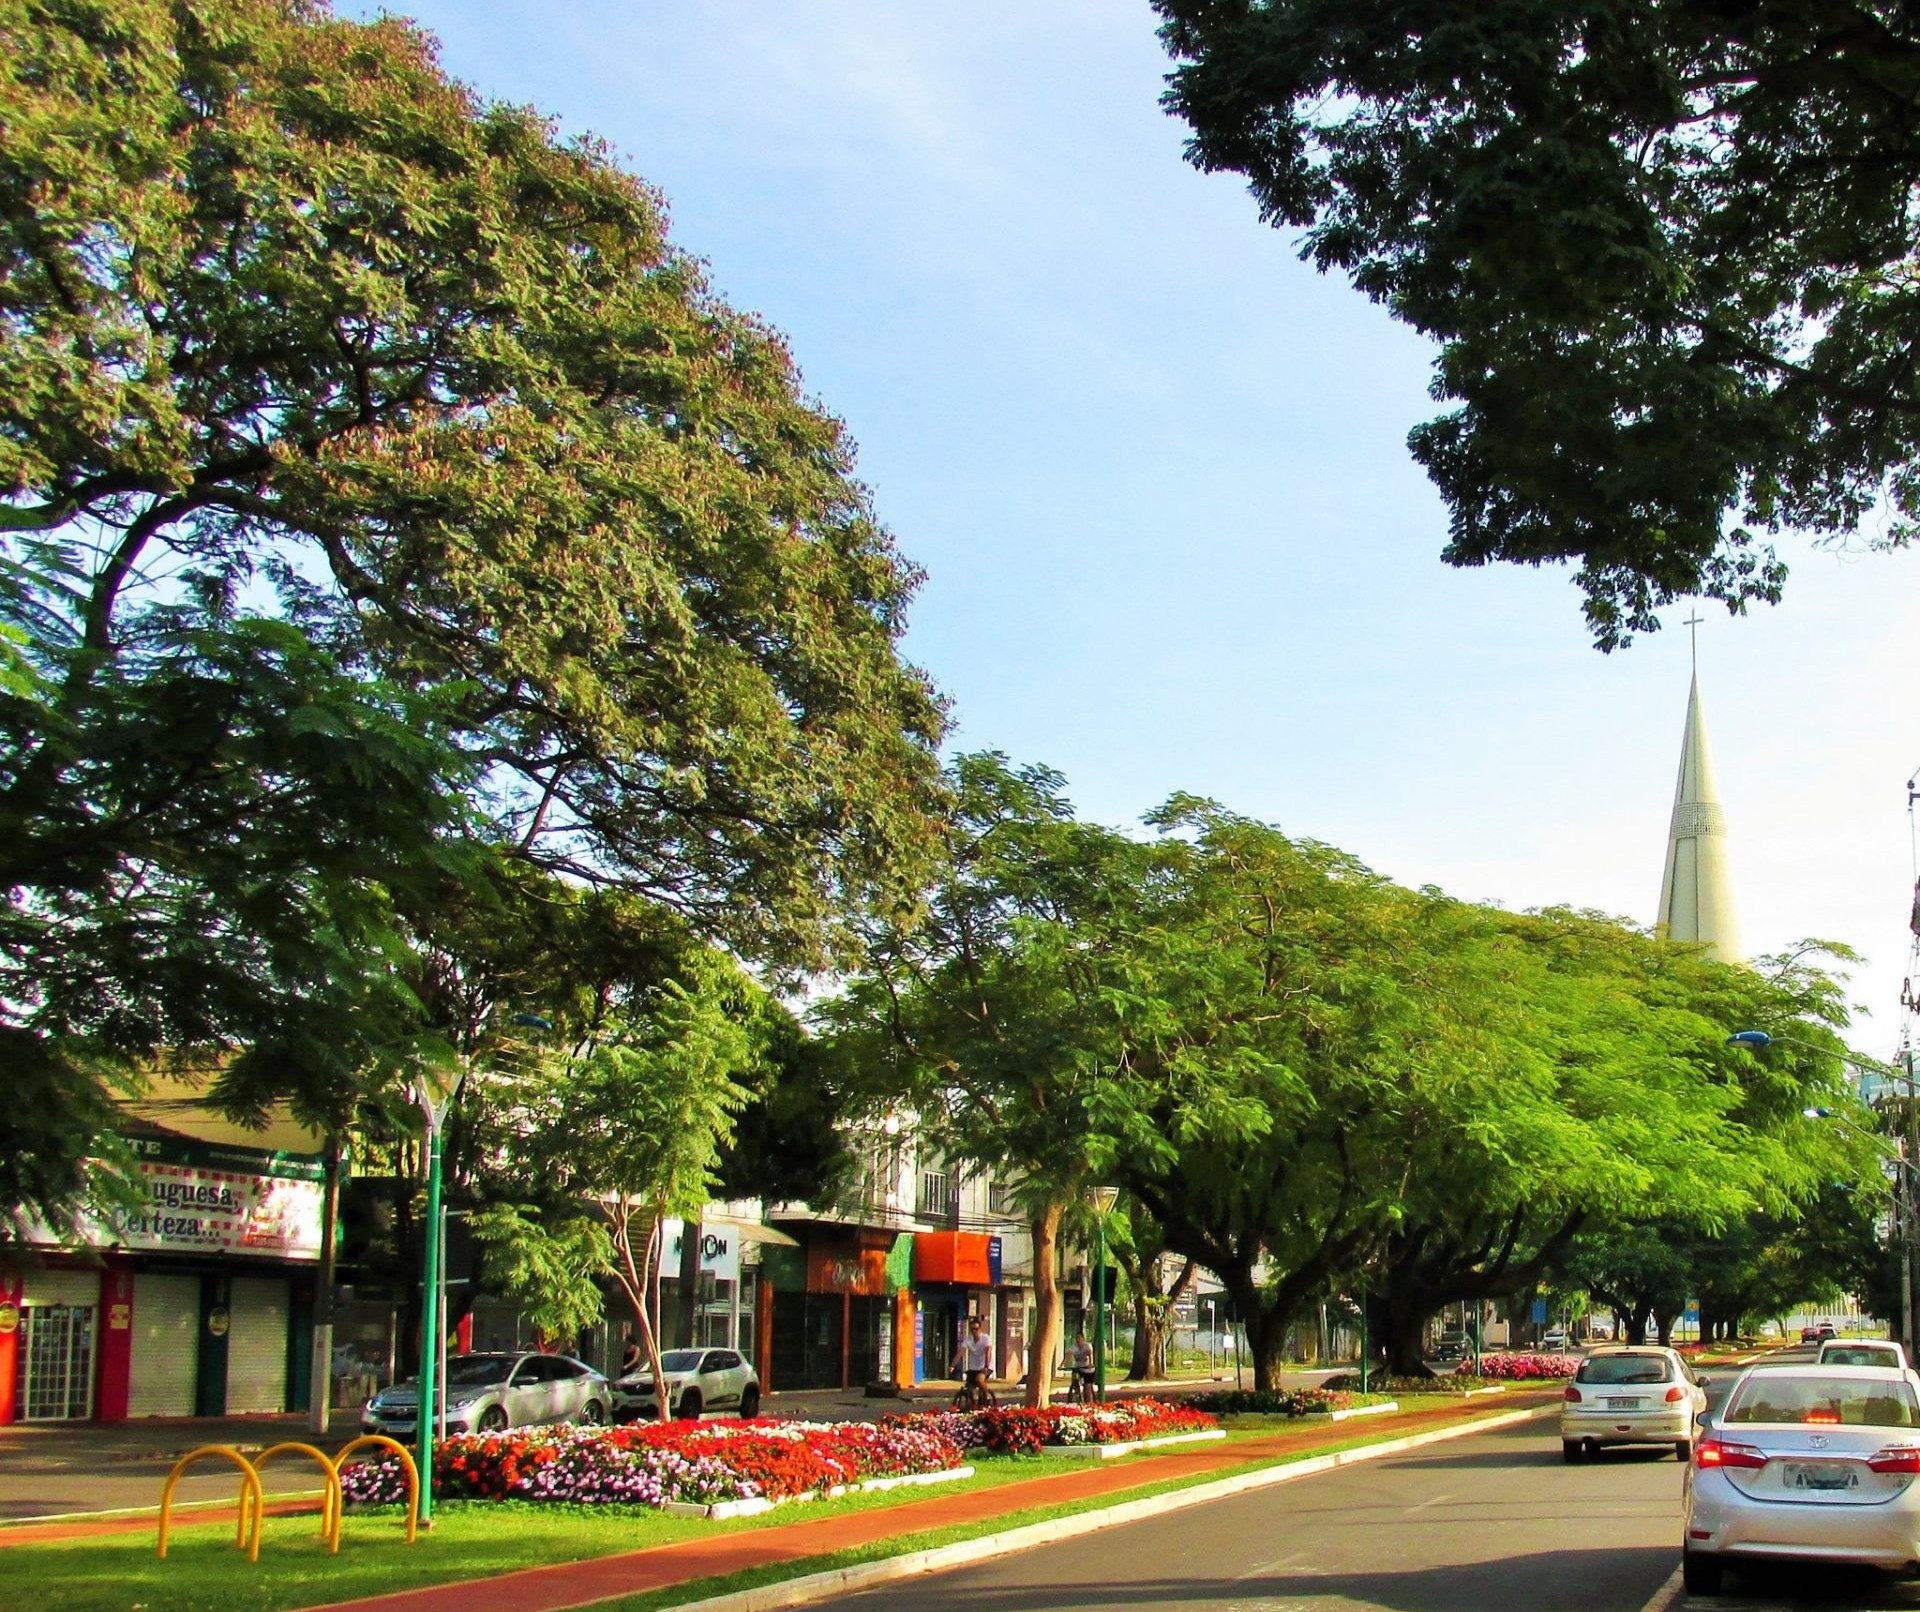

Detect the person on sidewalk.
xmin=957 ymin=1316 xmax=993 ymax=1407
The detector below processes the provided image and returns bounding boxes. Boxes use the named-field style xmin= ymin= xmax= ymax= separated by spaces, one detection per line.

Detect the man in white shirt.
xmin=1065 ymin=1330 xmax=1095 ymax=1400
xmin=957 ymin=1315 xmax=993 ymax=1405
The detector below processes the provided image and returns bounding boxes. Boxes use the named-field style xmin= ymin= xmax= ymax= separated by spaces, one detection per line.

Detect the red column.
xmin=755 ymin=1278 xmax=774 ymax=1389
xmin=0 ymin=1271 xmax=20 ymax=1424
xmin=95 ymin=1258 xmax=136 ymax=1422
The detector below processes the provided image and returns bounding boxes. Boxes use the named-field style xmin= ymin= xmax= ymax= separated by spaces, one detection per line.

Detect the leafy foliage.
xmin=1156 ymin=1 xmax=1920 ymax=645
xmin=0 ymin=0 xmax=943 ymax=1225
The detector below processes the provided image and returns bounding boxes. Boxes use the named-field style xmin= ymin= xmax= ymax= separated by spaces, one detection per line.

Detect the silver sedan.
xmin=1683 ymin=1364 xmax=1920 ymax=1596
xmin=362 ymin=1350 xmax=611 ymax=1437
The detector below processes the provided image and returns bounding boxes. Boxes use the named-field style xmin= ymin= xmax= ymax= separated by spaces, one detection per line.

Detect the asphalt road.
xmin=824 ymin=1417 xmax=1686 ymax=1612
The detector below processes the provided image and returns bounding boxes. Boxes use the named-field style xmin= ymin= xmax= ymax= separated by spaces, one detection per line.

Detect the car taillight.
xmin=1696 ymin=1438 xmax=1768 ymax=1470
xmin=1665 ymin=1386 xmax=1688 ymax=1403
xmin=1868 ymin=1446 xmax=1920 ymax=1475
xmin=1563 ymin=1384 xmax=1581 ymax=1402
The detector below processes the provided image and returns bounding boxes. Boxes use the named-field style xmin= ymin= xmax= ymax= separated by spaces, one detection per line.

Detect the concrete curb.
xmin=659 ymin=1403 xmax=1559 ymax=1612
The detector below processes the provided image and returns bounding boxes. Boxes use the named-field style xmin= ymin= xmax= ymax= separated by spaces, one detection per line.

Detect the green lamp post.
xmin=1089 ymin=1186 xmax=1119 ymax=1403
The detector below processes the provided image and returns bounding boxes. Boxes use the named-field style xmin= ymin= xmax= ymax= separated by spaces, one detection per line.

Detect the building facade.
xmin=2 ymin=1082 xmax=326 ymax=1425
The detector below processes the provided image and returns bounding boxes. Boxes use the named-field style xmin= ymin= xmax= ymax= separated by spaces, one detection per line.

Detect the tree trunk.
xmin=1381 ymin=1291 xmax=1434 ymax=1377
xmin=1654 ymin=1310 xmax=1676 ymax=1348
xmin=1623 ymin=1309 xmax=1649 ymax=1345
xmin=675 ymin=1217 xmax=701 ymax=1348
xmin=1024 ymin=1200 xmax=1065 ymax=1407
xmin=611 ymin=1206 xmax=672 ymax=1422
xmin=1126 ymin=1257 xmax=1193 ymax=1381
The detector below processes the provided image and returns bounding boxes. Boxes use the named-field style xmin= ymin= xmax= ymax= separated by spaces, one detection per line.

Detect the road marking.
xmin=1638 ymin=1563 xmax=1684 ymax=1612
xmin=1407 ymin=1490 xmax=1453 ymax=1512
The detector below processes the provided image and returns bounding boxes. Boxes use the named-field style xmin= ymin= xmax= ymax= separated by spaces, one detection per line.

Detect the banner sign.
xmin=102 ymin=1159 xmax=324 ymax=1260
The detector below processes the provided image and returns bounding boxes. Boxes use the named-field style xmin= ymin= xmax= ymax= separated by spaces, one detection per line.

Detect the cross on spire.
xmin=1683 ymin=611 xmax=1705 ymax=673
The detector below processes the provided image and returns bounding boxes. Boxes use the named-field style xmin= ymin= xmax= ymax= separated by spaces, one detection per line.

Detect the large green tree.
xmin=1156 ymin=1 xmax=1920 ymax=646
xmin=0 ymin=0 xmax=944 ymax=1228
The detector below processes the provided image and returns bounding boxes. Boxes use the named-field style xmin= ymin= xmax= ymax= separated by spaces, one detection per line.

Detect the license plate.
xmin=1605 ymin=1397 xmax=1643 ymax=1410
xmin=1783 ymin=1462 xmax=1859 ymax=1492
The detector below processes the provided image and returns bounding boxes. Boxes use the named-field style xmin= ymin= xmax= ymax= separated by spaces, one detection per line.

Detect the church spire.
xmin=1655 ymin=623 xmax=1742 ymax=961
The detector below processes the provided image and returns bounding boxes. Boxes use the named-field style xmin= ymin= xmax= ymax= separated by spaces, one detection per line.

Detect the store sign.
xmin=102 ymin=1159 xmax=324 ymax=1261
xmin=663 ymin=1218 xmax=740 ymax=1282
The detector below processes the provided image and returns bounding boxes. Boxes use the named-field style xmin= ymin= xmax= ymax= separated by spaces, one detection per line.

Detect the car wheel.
xmin=1674 ymin=1440 xmax=1690 ymax=1462
xmin=477 ymin=1405 xmax=509 ymax=1434
xmin=577 ymin=1398 xmax=606 ymax=1426
xmin=1561 ymin=1440 xmax=1582 ymax=1463
xmin=739 ymin=1385 xmax=760 ymax=1419
xmin=677 ymin=1389 xmax=703 ymax=1421
xmin=1681 ymin=1549 xmax=1723 ymax=1596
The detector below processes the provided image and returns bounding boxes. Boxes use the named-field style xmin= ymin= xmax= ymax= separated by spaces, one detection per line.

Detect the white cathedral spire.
xmin=1655 ymin=625 xmax=1742 ymax=962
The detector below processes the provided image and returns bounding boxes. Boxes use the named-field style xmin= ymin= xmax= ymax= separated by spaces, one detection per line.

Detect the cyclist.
xmin=1064 ymin=1329 xmax=1095 ymax=1403
xmin=956 ymin=1315 xmax=994 ymax=1408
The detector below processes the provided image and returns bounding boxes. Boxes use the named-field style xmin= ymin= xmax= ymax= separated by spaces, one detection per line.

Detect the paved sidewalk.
xmin=281 ymin=1395 xmax=1548 ymax=1612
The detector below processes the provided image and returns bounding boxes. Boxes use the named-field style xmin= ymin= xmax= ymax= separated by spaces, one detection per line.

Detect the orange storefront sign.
xmin=914 ymin=1230 xmax=992 ymax=1285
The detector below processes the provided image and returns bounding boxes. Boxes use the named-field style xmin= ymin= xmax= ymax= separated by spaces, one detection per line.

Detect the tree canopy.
xmin=0 ymin=0 xmax=945 ymax=1227
xmin=1155 ymin=1 xmax=1920 ymax=646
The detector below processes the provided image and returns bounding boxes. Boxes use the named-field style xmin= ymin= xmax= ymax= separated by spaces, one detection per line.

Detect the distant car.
xmin=1683 ymin=1364 xmax=1920 ymax=1595
xmin=1561 ymin=1345 xmax=1705 ymax=1462
xmin=1431 ymin=1330 xmax=1472 ymax=1362
xmin=1800 ymin=1320 xmax=1839 ymax=1343
xmin=361 ymin=1351 xmax=610 ymax=1437
xmin=1541 ymin=1327 xmax=1571 ymax=1352
xmin=613 ymin=1347 xmax=761 ymax=1421
xmin=1817 ymin=1339 xmax=1910 ymax=1371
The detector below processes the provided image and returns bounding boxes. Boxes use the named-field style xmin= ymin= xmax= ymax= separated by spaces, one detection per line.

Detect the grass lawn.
xmin=12 ymin=1403 xmax=1533 ymax=1612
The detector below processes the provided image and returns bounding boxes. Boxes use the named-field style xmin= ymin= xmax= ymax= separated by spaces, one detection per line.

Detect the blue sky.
xmin=352 ymin=1 xmax=1920 ymax=1045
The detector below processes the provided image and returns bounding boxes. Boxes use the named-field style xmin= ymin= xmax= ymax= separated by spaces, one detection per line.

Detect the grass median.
xmin=13 ymin=1395 xmax=1526 ymax=1612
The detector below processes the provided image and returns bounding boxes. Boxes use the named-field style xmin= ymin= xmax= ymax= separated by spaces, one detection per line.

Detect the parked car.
xmin=1431 ymin=1330 xmax=1472 ymax=1362
xmin=1541 ymin=1327 xmax=1571 ymax=1353
xmin=361 ymin=1351 xmax=610 ymax=1437
xmin=1817 ymin=1339 xmax=1911 ymax=1371
xmin=1683 ymin=1364 xmax=1920 ymax=1595
xmin=613 ymin=1346 xmax=761 ymax=1422
xmin=1561 ymin=1345 xmax=1706 ymax=1462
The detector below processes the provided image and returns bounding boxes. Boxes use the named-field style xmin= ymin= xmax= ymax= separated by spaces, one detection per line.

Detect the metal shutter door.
xmin=226 ymin=1277 xmax=289 ymax=1413
xmin=127 ymin=1274 xmax=199 ymax=1417
xmin=21 ymin=1270 xmax=101 ymax=1307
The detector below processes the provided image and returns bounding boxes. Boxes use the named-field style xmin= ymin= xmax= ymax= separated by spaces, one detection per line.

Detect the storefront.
xmin=756 ymin=1224 xmax=912 ymax=1391
xmin=911 ymin=1230 xmax=1014 ymax=1383
xmin=1 ymin=1116 xmax=325 ymax=1424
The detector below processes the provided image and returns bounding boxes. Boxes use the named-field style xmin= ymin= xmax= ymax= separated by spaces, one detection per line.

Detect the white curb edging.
xmin=663 ymin=1466 xmax=976 ymax=1521
xmin=661 ymin=1403 xmax=1558 ymax=1612
xmin=1049 ymin=1429 xmax=1227 ymax=1459
xmin=1327 ymin=1400 xmax=1399 ymax=1422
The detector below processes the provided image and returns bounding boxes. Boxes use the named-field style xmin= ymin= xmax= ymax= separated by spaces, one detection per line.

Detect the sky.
xmin=346 ymin=1 xmax=1920 ymax=1046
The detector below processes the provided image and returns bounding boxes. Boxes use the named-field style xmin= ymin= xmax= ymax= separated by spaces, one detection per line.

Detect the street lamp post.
xmin=1730 ymin=1030 xmax=1919 ymax=1349
xmin=413 ymin=1014 xmax=550 ymax=1529
xmin=1089 ymin=1186 xmax=1119 ymax=1403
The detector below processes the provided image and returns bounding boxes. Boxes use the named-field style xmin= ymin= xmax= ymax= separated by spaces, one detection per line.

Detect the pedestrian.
xmin=958 ymin=1315 xmax=993 ymax=1407
xmin=1065 ymin=1329 xmax=1095 ymax=1400
xmin=619 ymin=1324 xmax=642 ymax=1377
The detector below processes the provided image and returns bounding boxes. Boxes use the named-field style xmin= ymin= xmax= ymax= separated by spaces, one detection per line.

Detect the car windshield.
xmin=1822 ymin=1346 xmax=1895 ymax=1366
xmin=1726 ymin=1376 xmax=1920 ymax=1427
xmin=658 ymin=1350 xmax=704 ymax=1372
xmin=445 ymin=1356 xmax=516 ymax=1388
xmin=1576 ymin=1354 xmax=1671 ymax=1386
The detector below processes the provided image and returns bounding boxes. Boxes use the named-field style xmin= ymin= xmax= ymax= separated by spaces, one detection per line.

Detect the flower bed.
xmin=1187 ymin=1387 xmax=1393 ymax=1417
xmin=884 ymin=1396 xmax=1218 ymax=1456
xmin=340 ymin=1418 xmax=964 ymax=1509
xmin=1465 ymin=1350 xmax=1578 ymax=1380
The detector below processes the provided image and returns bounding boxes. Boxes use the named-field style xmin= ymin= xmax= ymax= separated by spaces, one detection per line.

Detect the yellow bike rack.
xmin=154 ymin=1436 xmax=420 ymax=1563
xmin=255 ymin=1442 xmax=343 ymax=1554
xmin=331 ymin=1435 xmax=421 ymax=1545
xmin=156 ymin=1445 xmax=264 ymax=1562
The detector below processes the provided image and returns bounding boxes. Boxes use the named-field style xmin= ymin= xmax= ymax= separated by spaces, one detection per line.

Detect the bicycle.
xmin=951 ymin=1371 xmax=997 ymax=1411
xmin=1062 ymin=1368 xmax=1095 ymax=1405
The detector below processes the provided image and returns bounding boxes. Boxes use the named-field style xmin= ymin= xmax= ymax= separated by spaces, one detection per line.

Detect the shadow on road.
xmin=839 ymin=1545 xmax=1679 ymax=1612
xmin=1386 ymin=1445 xmax=1679 ymax=1471
xmin=1689 ymin=1559 xmax=1920 ymax=1608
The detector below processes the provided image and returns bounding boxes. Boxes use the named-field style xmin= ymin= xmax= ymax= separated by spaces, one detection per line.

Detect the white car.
xmin=1562 ymin=1345 xmax=1706 ymax=1462
xmin=1542 ymin=1327 xmax=1571 ymax=1352
xmin=1683 ymin=1364 xmax=1920 ymax=1595
xmin=613 ymin=1346 xmax=761 ymax=1421
xmin=1818 ymin=1339 xmax=1911 ymax=1372
xmin=361 ymin=1350 xmax=610 ymax=1436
